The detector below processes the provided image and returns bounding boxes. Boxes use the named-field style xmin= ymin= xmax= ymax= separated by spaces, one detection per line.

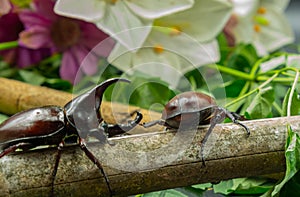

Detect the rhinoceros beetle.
xmin=0 ymin=78 xmax=142 ymax=196
xmin=142 ymin=91 xmax=249 ymax=166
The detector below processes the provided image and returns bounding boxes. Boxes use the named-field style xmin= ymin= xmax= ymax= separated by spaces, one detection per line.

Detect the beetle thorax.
xmin=162 ymin=92 xmax=216 ymax=120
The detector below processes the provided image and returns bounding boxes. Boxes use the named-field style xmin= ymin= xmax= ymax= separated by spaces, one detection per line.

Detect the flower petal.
xmin=232 ymin=0 xmax=294 ymax=55
xmin=96 ymin=1 xmax=152 ymax=49
xmin=254 ymin=9 xmax=294 ymax=55
xmin=19 ymin=26 xmax=53 ymax=49
xmin=54 ymin=0 xmax=105 ymax=22
xmin=0 ymin=0 xmax=11 ymax=16
xmin=60 ymin=45 xmax=99 ymax=83
xmin=17 ymin=47 xmax=51 ymax=68
xmin=108 ymin=29 xmax=220 ymax=87
xmin=33 ymin=0 xmax=58 ymax=21
xmin=141 ymin=28 xmax=220 ymax=71
xmin=80 ymin=22 xmax=115 ymax=57
xmin=60 ymin=50 xmax=80 ymax=83
xmin=19 ymin=10 xmax=53 ymax=28
xmin=72 ymin=45 xmax=98 ymax=76
xmin=155 ymin=0 xmax=233 ymax=42
xmin=107 ymin=43 xmax=133 ymax=69
xmin=124 ymin=0 xmax=194 ymax=19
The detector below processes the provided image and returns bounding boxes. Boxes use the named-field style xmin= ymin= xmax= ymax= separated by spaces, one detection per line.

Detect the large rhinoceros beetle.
xmin=142 ymin=91 xmax=249 ymax=166
xmin=0 ymin=78 xmax=142 ymax=196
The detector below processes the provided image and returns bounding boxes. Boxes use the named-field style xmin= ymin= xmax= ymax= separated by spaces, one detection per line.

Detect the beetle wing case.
xmin=162 ymin=91 xmax=216 ymax=119
xmin=0 ymin=106 xmax=66 ymax=150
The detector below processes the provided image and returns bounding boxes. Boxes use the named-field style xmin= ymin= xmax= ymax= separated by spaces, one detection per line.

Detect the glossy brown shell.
xmin=0 ymin=106 xmax=65 ymax=149
xmin=162 ymin=92 xmax=217 ymax=128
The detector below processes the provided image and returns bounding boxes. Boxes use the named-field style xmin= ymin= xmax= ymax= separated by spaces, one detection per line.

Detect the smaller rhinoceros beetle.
xmin=0 ymin=78 xmax=142 ymax=196
xmin=142 ymin=91 xmax=249 ymax=166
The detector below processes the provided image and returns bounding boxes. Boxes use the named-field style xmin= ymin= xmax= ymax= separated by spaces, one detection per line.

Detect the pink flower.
xmin=0 ymin=0 xmax=11 ymax=16
xmin=0 ymin=10 xmax=51 ymax=68
xmin=18 ymin=0 xmax=115 ymax=83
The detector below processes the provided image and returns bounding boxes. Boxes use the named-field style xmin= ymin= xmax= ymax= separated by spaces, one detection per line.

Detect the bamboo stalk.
xmin=0 ymin=115 xmax=297 ymax=197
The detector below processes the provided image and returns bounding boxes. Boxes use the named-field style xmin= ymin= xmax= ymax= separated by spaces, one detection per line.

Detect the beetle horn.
xmin=64 ymin=78 xmax=130 ymax=130
xmin=94 ymin=78 xmax=130 ymax=119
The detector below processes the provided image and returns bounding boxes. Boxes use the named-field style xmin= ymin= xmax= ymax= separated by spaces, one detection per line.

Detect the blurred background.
xmin=286 ymin=0 xmax=300 ymax=43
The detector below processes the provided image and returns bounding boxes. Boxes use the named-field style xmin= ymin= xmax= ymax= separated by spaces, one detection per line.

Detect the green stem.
xmin=287 ymin=70 xmax=300 ymax=117
xmin=273 ymin=101 xmax=283 ymax=115
xmin=256 ymin=76 xmax=298 ymax=83
xmin=208 ymin=64 xmax=253 ymax=81
xmin=0 ymin=41 xmax=18 ymax=50
xmin=225 ymin=72 xmax=279 ymax=108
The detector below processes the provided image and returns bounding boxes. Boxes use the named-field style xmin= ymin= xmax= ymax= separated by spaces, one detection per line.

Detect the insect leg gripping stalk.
xmin=79 ymin=138 xmax=113 ymax=196
xmin=200 ymin=107 xmax=250 ymax=167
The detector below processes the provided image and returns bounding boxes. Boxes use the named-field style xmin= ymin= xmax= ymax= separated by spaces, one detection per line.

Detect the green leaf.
xmin=191 ymin=183 xmax=212 ymax=190
xmin=0 ymin=113 xmax=8 ymax=124
xmin=224 ymin=79 xmax=247 ymax=98
xmin=213 ymin=178 xmax=247 ymax=195
xmin=214 ymin=177 xmax=273 ymax=195
xmin=282 ymin=88 xmax=300 ymax=116
xmin=277 ymin=171 xmax=300 ymax=197
xmin=139 ymin=186 xmax=206 ymax=197
xmin=245 ymin=86 xmax=274 ymax=119
xmin=226 ymin=43 xmax=258 ymax=71
xmin=140 ymin=189 xmax=189 ymax=197
xmin=44 ymin=78 xmax=72 ymax=92
xmin=266 ymin=125 xmax=300 ymax=196
xmin=17 ymin=70 xmax=46 ymax=85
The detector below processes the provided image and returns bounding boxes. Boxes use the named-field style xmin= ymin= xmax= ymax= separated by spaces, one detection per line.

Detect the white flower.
xmin=54 ymin=0 xmax=194 ymax=49
xmin=108 ymin=0 xmax=232 ymax=87
xmin=230 ymin=0 xmax=294 ymax=55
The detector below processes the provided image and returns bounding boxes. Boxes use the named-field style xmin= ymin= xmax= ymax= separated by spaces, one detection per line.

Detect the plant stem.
xmin=0 ymin=41 xmax=18 ymax=50
xmin=273 ymin=101 xmax=283 ymax=115
xmin=225 ymin=73 xmax=279 ymax=108
xmin=208 ymin=64 xmax=253 ymax=81
xmin=287 ymin=70 xmax=299 ymax=117
xmin=256 ymin=76 xmax=298 ymax=83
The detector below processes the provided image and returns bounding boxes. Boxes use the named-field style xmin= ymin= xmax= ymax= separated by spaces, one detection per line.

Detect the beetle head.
xmin=64 ymin=78 xmax=130 ymax=136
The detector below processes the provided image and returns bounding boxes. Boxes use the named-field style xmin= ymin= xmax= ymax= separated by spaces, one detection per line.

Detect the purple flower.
xmin=0 ymin=10 xmax=51 ymax=68
xmin=0 ymin=0 xmax=11 ymax=16
xmin=19 ymin=0 xmax=115 ymax=83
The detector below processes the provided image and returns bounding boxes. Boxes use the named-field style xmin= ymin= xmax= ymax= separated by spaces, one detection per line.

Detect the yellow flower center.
xmin=153 ymin=44 xmax=164 ymax=54
xmin=252 ymin=6 xmax=269 ymax=33
xmin=50 ymin=17 xmax=81 ymax=50
xmin=106 ymin=0 xmax=118 ymax=4
xmin=253 ymin=24 xmax=261 ymax=33
xmin=169 ymin=26 xmax=182 ymax=36
xmin=257 ymin=7 xmax=266 ymax=14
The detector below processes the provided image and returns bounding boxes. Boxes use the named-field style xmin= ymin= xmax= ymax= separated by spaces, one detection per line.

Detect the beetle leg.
xmin=79 ymin=137 xmax=113 ymax=196
xmin=50 ymin=141 xmax=64 ymax=197
xmin=0 ymin=142 xmax=32 ymax=158
xmin=104 ymin=111 xmax=143 ymax=137
xmin=200 ymin=108 xmax=226 ymax=167
xmin=222 ymin=108 xmax=250 ymax=136
xmin=142 ymin=119 xmax=165 ymax=128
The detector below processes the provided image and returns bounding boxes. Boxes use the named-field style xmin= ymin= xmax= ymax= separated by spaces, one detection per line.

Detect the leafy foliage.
xmin=263 ymin=126 xmax=300 ymax=197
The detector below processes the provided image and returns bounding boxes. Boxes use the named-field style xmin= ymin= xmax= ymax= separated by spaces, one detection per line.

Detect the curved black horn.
xmin=64 ymin=78 xmax=130 ymax=131
xmin=94 ymin=78 xmax=130 ymax=120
